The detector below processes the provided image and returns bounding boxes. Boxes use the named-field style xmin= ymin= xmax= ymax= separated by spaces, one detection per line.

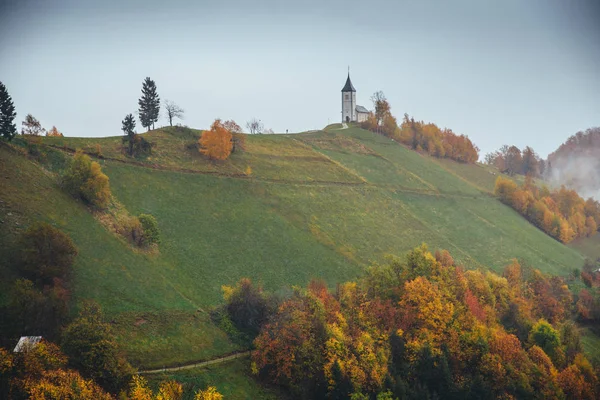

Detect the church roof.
xmin=356 ymin=105 xmax=369 ymax=113
xmin=341 ymin=74 xmax=356 ymax=92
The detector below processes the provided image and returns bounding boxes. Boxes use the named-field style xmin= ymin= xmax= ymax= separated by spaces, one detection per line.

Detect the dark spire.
xmin=341 ymin=73 xmax=356 ymax=92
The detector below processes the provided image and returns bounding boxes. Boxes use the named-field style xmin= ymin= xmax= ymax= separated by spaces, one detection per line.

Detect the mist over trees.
xmin=547 ymin=127 xmax=600 ymax=201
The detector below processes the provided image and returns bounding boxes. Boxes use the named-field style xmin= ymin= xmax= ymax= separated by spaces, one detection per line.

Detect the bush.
xmin=18 ymin=222 xmax=78 ymax=285
xmin=116 ymin=214 xmax=144 ymax=246
xmin=138 ymin=213 xmax=160 ymax=246
xmin=62 ymin=150 xmax=111 ymax=208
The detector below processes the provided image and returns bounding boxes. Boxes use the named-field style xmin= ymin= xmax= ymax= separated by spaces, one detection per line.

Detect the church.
xmin=341 ymin=73 xmax=370 ymax=123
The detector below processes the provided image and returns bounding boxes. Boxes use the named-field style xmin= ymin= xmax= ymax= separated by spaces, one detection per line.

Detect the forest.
xmin=494 ymin=176 xmax=600 ymax=244
xmin=223 ymin=245 xmax=600 ymax=400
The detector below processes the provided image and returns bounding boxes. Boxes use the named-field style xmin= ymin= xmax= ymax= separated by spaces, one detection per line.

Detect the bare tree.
xmin=164 ymin=100 xmax=184 ymax=126
xmin=21 ymin=114 xmax=46 ymax=136
xmin=246 ymin=118 xmax=264 ymax=134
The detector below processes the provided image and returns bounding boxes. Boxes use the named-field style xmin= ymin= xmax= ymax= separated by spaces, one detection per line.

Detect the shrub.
xmin=139 ymin=213 xmax=160 ymax=246
xmin=62 ymin=150 xmax=111 ymax=208
xmin=116 ymin=214 xmax=144 ymax=246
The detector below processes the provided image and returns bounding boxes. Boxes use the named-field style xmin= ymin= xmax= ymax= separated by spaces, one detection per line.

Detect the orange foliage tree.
xmin=46 ymin=126 xmax=63 ymax=137
xmin=199 ymin=119 xmax=233 ymax=160
xmin=494 ymin=176 xmax=600 ymax=243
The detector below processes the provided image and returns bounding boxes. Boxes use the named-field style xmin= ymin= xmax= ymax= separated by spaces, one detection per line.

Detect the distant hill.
xmin=547 ymin=127 xmax=600 ymax=200
xmin=0 ymin=125 xmax=587 ymax=373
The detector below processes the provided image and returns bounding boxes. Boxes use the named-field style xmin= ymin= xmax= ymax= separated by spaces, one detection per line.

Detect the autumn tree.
xmin=61 ymin=301 xmax=134 ymax=393
xmin=521 ymin=146 xmax=539 ymax=176
xmin=121 ymin=113 xmax=137 ymax=156
xmin=199 ymin=119 xmax=233 ymax=160
xmin=46 ymin=126 xmax=63 ymax=137
xmin=246 ymin=118 xmax=263 ymax=134
xmin=194 ymin=386 xmax=223 ymax=400
xmin=503 ymin=145 xmax=522 ymax=175
xmin=222 ymin=278 xmax=271 ymax=336
xmin=138 ymin=77 xmax=160 ymax=130
xmin=370 ymin=91 xmax=390 ymax=126
xmin=164 ymin=99 xmax=184 ymax=126
xmin=21 ymin=114 xmax=45 ymax=136
xmin=0 ymin=81 xmax=17 ymax=141
xmin=62 ymin=150 xmax=111 ymax=208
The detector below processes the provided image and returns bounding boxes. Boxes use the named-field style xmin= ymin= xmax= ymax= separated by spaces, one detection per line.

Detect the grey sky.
xmin=1 ymin=0 xmax=599 ymax=158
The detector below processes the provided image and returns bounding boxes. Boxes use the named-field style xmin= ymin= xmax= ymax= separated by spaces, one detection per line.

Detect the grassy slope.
xmin=1 ymin=126 xmax=589 ymax=373
xmin=569 ymin=235 xmax=600 ymax=262
xmin=146 ymin=358 xmax=286 ymax=400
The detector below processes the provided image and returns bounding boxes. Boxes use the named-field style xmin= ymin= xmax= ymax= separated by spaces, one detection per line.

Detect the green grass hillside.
xmin=0 ymin=125 xmax=588 ymax=374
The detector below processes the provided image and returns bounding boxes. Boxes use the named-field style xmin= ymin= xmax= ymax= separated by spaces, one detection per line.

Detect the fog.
xmin=549 ymin=153 xmax=600 ymax=201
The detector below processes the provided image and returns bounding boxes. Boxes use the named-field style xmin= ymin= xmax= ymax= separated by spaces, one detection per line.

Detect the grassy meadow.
xmin=0 ymin=125 xmax=591 ymax=374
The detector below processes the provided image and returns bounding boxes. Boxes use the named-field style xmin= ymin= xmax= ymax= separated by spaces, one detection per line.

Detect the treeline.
xmin=221 ymin=245 xmax=598 ymax=399
xmin=494 ymin=176 xmax=600 ymax=243
xmin=485 ymin=145 xmax=545 ymax=177
xmin=360 ymin=92 xmax=479 ymax=163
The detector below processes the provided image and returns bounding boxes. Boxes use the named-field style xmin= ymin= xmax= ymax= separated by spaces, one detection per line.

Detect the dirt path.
xmin=139 ymin=351 xmax=251 ymax=375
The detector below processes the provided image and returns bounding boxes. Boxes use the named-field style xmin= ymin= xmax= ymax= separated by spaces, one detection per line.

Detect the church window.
xmin=345 ymin=94 xmax=349 ymax=100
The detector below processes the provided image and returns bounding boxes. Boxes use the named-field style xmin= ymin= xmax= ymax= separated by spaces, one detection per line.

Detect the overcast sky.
xmin=1 ymin=0 xmax=599 ymax=157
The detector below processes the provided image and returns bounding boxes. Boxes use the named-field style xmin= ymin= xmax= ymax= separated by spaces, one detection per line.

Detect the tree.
xmin=199 ymin=119 xmax=233 ymax=160
xmin=224 ymin=120 xmax=245 ymax=152
xmin=521 ymin=146 xmax=539 ymax=176
xmin=164 ymin=100 xmax=184 ymax=126
xmin=122 ymin=113 xmax=137 ymax=156
xmin=25 ymin=369 xmax=113 ymax=400
xmin=194 ymin=386 xmax=223 ymax=400
xmin=246 ymin=118 xmax=263 ymax=134
xmin=503 ymin=146 xmax=522 ymax=175
xmin=0 ymin=81 xmax=17 ymax=141
xmin=138 ymin=77 xmax=160 ymax=131
xmin=62 ymin=150 xmax=111 ymax=208
xmin=370 ymin=91 xmax=391 ymax=126
xmin=46 ymin=126 xmax=63 ymax=137
xmin=21 ymin=114 xmax=45 ymax=136
xmin=61 ymin=301 xmax=134 ymax=393
xmin=222 ymin=278 xmax=271 ymax=336
xmin=18 ymin=222 xmax=78 ymax=285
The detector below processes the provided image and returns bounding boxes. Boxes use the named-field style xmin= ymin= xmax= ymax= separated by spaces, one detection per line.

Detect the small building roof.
xmin=14 ymin=336 xmax=42 ymax=352
xmin=341 ymin=73 xmax=356 ymax=92
xmin=356 ymin=105 xmax=369 ymax=113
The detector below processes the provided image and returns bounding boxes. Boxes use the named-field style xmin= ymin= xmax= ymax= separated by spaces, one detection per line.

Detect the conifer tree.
xmin=138 ymin=77 xmax=160 ymax=131
xmin=121 ymin=113 xmax=136 ymax=156
xmin=0 ymin=81 xmax=17 ymax=141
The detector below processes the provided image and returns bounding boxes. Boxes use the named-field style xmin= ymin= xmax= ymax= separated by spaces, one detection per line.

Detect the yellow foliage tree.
xmin=46 ymin=126 xmax=63 ymax=137
xmin=199 ymin=119 xmax=233 ymax=160
xmin=194 ymin=386 xmax=223 ymax=400
xmin=25 ymin=369 xmax=113 ymax=399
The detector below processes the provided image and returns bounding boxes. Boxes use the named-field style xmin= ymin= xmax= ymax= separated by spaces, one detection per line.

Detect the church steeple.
xmin=341 ymin=73 xmax=356 ymax=92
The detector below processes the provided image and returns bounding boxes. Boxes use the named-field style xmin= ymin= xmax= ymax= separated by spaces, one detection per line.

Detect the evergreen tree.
xmin=138 ymin=77 xmax=160 ymax=131
xmin=121 ymin=113 xmax=136 ymax=156
xmin=0 ymin=81 xmax=17 ymax=141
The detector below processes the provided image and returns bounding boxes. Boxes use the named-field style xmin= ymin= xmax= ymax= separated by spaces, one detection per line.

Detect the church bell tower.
xmin=341 ymin=72 xmax=356 ymax=123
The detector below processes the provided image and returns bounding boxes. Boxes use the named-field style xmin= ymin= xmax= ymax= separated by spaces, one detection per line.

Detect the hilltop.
xmin=0 ymin=124 xmax=593 ymax=396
